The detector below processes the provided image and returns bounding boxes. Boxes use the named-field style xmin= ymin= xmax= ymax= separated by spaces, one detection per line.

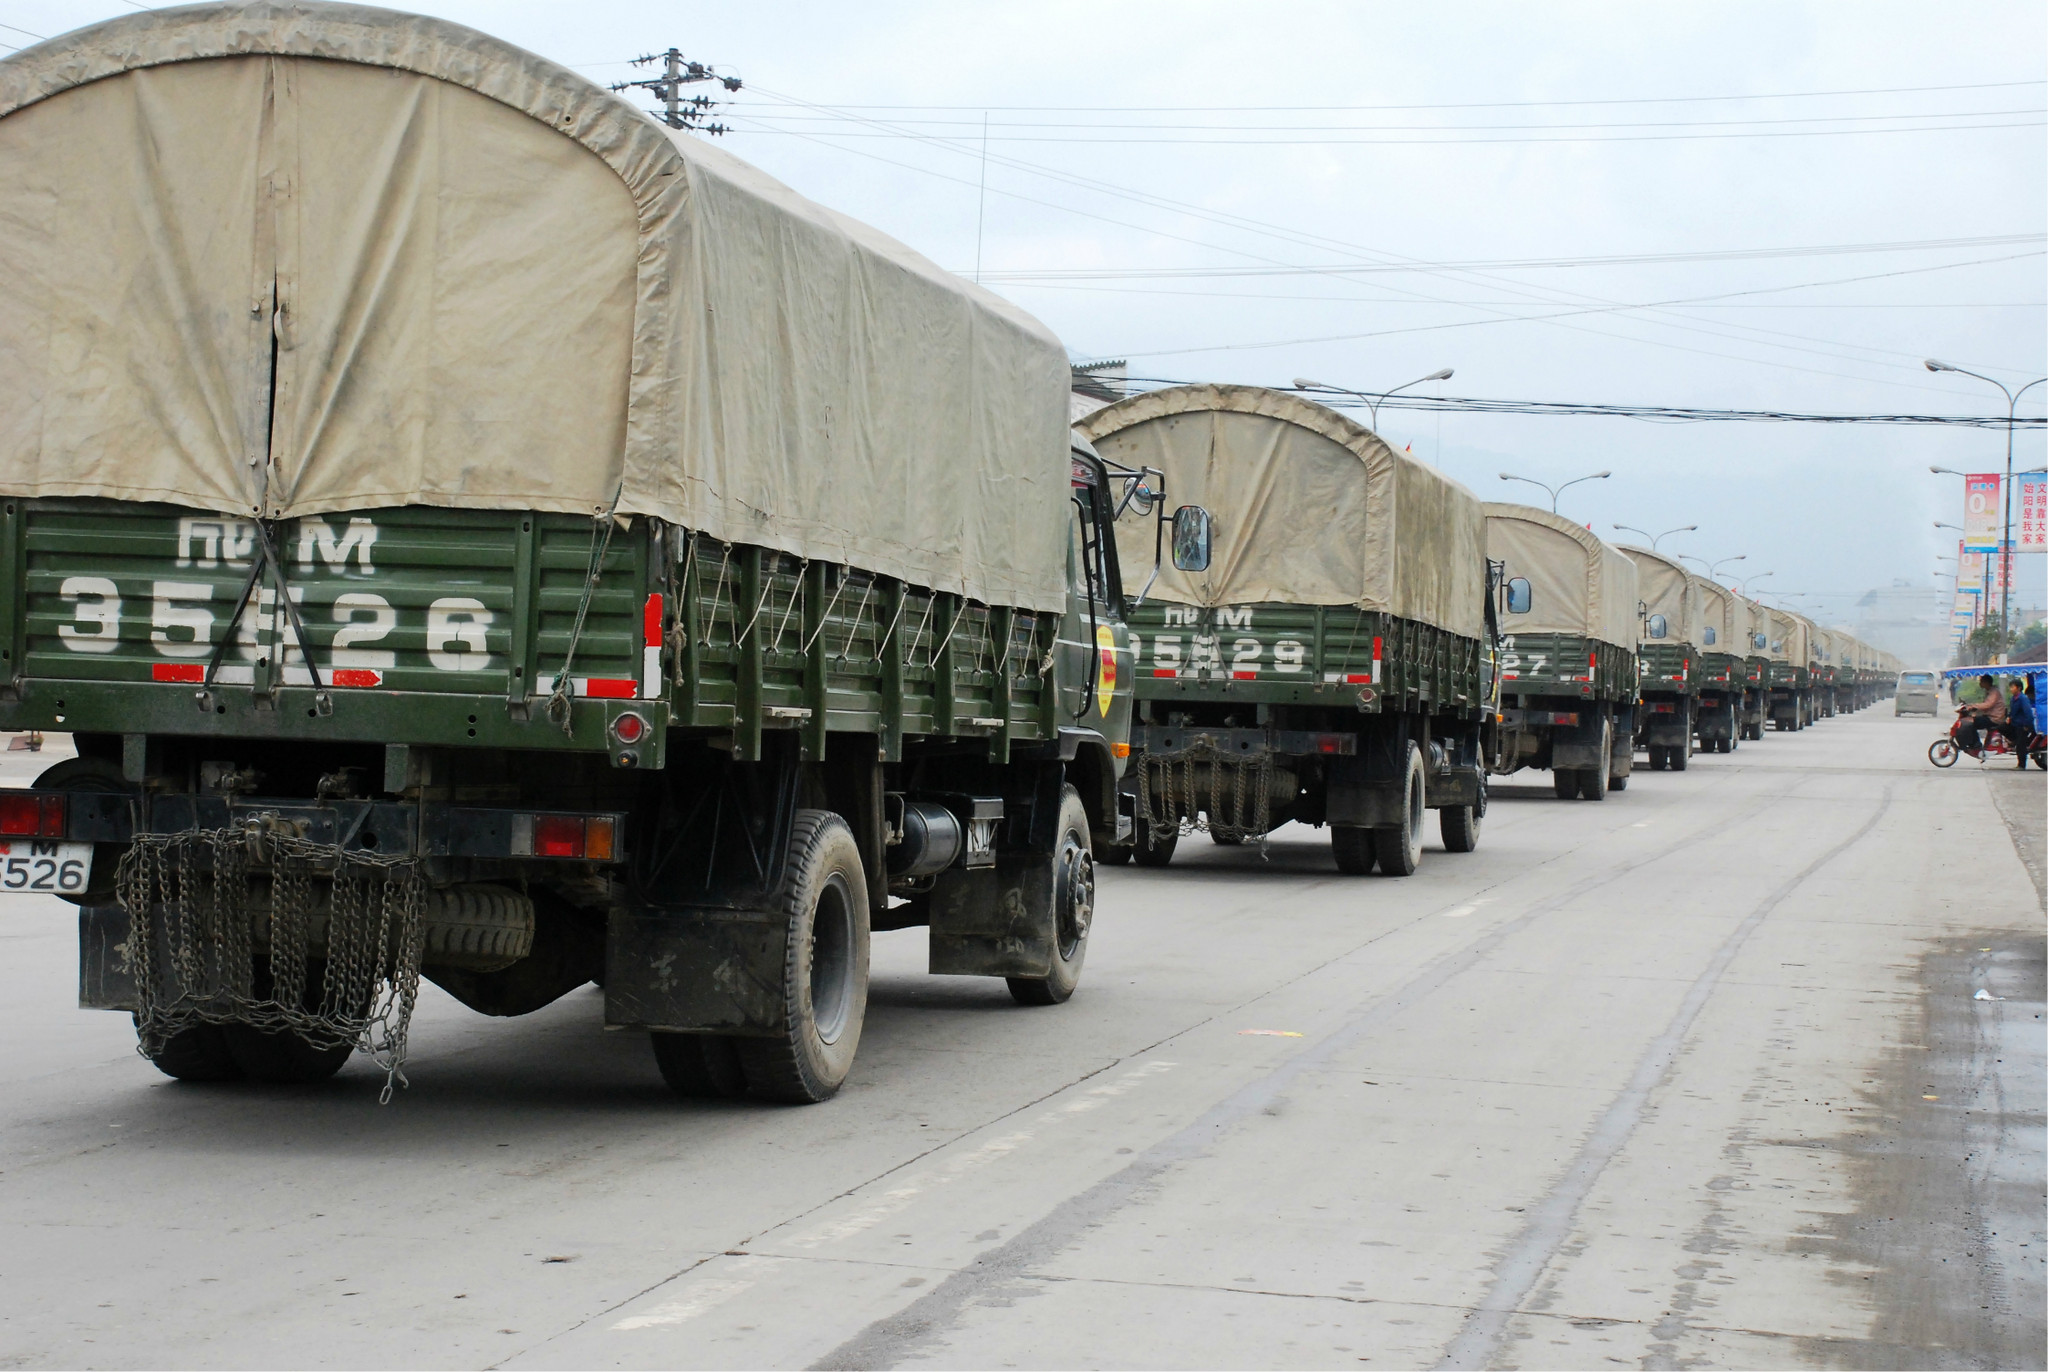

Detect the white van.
xmin=1895 ymin=671 xmax=1940 ymax=716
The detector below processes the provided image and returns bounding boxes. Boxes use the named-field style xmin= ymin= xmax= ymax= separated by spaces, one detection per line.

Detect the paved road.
xmin=0 ymin=712 xmax=2040 ymax=1371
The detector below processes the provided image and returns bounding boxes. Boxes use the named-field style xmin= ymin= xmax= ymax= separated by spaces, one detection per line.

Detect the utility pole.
xmin=611 ymin=49 xmax=742 ymax=135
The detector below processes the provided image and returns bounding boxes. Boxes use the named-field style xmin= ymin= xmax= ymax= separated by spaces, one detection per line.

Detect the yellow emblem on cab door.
xmin=1096 ymin=624 xmax=1117 ymax=716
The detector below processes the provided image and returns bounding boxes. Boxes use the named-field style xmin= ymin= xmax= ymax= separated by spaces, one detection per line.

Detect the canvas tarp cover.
xmin=1619 ymin=546 xmax=1700 ymax=648
xmin=1485 ymin=503 xmax=1639 ymax=651
xmin=0 ymin=3 xmax=1071 ymax=611
xmin=1691 ymin=575 xmax=1744 ymax=654
xmin=1076 ymin=385 xmax=1485 ymax=639
xmin=1761 ymin=607 xmax=1808 ymax=664
xmin=1737 ymin=596 xmax=1770 ymax=657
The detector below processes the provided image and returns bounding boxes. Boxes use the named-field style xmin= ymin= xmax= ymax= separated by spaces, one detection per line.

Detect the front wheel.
xmin=1008 ymin=786 xmax=1094 ymax=1007
xmin=735 ymin=810 xmax=870 ymax=1103
xmin=1928 ymin=738 xmax=1959 ymax=768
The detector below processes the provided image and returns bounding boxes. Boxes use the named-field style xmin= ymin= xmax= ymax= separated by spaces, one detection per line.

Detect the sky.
xmin=7 ymin=1 xmax=2046 ymax=644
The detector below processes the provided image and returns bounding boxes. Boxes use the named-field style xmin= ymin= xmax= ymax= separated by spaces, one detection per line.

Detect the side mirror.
xmin=1647 ymin=613 xmax=1668 ymax=639
xmin=1171 ymin=505 xmax=1213 ymax=572
xmin=1703 ymin=626 xmax=1716 ymax=646
xmin=1505 ymin=577 xmax=1532 ymax=615
xmin=1751 ymin=632 xmax=1766 ymax=650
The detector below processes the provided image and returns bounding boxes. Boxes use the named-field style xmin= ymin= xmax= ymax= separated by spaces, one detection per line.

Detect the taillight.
xmin=0 ymin=793 xmax=64 ymax=837
xmin=610 ymin=711 xmax=648 ymax=745
xmin=585 ymin=816 xmax=617 ymax=862
xmin=531 ymin=815 xmax=586 ymax=859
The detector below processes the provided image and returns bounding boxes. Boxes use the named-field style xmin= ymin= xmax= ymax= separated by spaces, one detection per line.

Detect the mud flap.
xmin=604 ymin=906 xmax=788 ymax=1036
xmin=1609 ymin=706 xmax=1635 ymax=779
xmin=1551 ymin=706 xmax=1609 ymax=771
xmin=925 ymin=851 xmax=1055 ymax=979
xmin=79 ymin=904 xmax=139 ymax=1011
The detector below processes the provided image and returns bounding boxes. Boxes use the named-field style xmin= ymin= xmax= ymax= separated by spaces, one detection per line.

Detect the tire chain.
xmin=1135 ymin=740 xmax=1272 ymax=845
xmin=119 ymin=830 xmax=425 ymax=1101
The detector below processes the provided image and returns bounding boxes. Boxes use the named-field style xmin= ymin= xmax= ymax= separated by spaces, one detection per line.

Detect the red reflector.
xmin=1152 ymin=668 xmax=1177 ymax=678
xmin=1231 ymin=669 xmax=1256 ymax=680
xmin=643 ymin=593 xmax=664 ymax=649
xmin=1589 ymin=652 xmax=1597 ymax=670
xmin=612 ymin=711 xmax=647 ymax=744
xmin=331 ymin=668 xmax=382 ymax=688
xmin=1372 ymin=636 xmax=1382 ymax=660
xmin=584 ymin=678 xmax=636 ymax=699
xmin=0 ymin=793 xmax=61 ymax=837
xmin=1345 ymin=673 xmax=1370 ymax=684
xmin=532 ymin=816 xmax=586 ymax=859
xmin=153 ymin=662 xmax=205 ymax=683
xmin=1318 ymin=737 xmax=1340 ymax=753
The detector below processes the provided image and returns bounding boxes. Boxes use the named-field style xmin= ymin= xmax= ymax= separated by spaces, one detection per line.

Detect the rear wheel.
xmin=1007 ymin=787 xmax=1094 ymax=1007
xmin=1373 ymin=741 xmax=1426 ymax=877
xmin=1553 ymin=769 xmax=1580 ymax=800
xmin=141 ymin=1022 xmax=242 ymax=1083
xmin=1331 ymin=826 xmax=1377 ymax=874
xmin=1648 ymin=747 xmax=1667 ymax=771
xmin=1669 ymin=747 xmax=1688 ymax=772
xmin=222 ymin=1024 xmax=355 ymax=1084
xmin=652 ymin=1033 xmax=749 ymax=1099
xmin=1132 ymin=820 xmax=1178 ymax=868
xmin=735 ymin=810 xmax=870 ymax=1104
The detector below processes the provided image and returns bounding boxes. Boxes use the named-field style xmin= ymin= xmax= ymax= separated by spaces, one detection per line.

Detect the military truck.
xmin=1690 ymin=575 xmax=1745 ymax=753
xmin=1076 ymin=386 xmax=1492 ymax=876
xmin=1618 ymin=546 xmax=1700 ymax=771
xmin=0 ymin=5 xmax=1173 ymax=1103
xmin=1735 ymin=595 xmax=1772 ymax=740
xmin=1486 ymin=505 xmax=1640 ymax=800
xmin=1812 ymin=628 xmax=1841 ymax=718
xmin=1762 ymin=608 xmax=1814 ymax=730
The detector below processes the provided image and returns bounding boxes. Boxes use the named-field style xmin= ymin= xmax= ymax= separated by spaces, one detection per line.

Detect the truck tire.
xmin=735 ymin=809 xmax=870 ymax=1104
xmin=1132 ymin=821 xmax=1177 ymax=868
xmin=1330 ymin=826 xmax=1376 ymax=874
xmin=1553 ymin=769 xmax=1580 ymax=800
xmin=141 ymin=1022 xmax=243 ymax=1082
xmin=222 ymin=1024 xmax=355 ymax=1084
xmin=651 ymin=1033 xmax=750 ymax=1099
xmin=1669 ymin=747 xmax=1688 ymax=772
xmin=420 ymin=885 xmax=535 ymax=971
xmin=1578 ymin=724 xmax=1612 ymax=802
xmin=32 ymin=756 xmax=132 ymax=905
xmin=1210 ymin=831 xmax=1243 ymax=846
xmin=1008 ymin=786 xmax=1094 ymax=1007
xmin=1373 ymin=741 xmax=1426 ymax=877
xmin=1648 ymin=746 xmax=1666 ymax=771
xmin=1439 ymin=789 xmax=1483 ymax=854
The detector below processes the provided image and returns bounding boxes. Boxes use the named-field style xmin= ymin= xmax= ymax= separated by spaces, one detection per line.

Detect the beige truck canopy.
xmin=1077 ymin=385 xmax=1487 ymax=639
xmin=1735 ymin=596 xmax=1770 ymax=656
xmin=1761 ymin=607 xmax=1809 ymax=665
xmin=0 ymin=2 xmax=1071 ymax=611
xmin=1484 ymin=503 xmax=1640 ymax=651
xmin=1619 ymin=546 xmax=1701 ymax=649
xmin=1691 ymin=575 xmax=1743 ymax=654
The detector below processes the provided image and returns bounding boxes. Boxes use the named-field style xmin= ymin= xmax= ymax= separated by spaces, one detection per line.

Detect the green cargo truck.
xmin=1690 ymin=574 xmax=1745 ymax=753
xmin=1077 ymin=386 xmax=1492 ymax=876
xmin=1736 ymin=595 xmax=1772 ymax=740
xmin=1762 ymin=608 xmax=1814 ymax=730
xmin=1486 ymin=504 xmax=1640 ymax=800
xmin=0 ymin=6 xmax=1167 ymax=1103
xmin=1619 ymin=546 xmax=1701 ymax=771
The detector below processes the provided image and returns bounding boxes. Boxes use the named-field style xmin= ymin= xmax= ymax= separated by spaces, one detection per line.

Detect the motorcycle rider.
xmin=1956 ymin=674 xmax=2006 ymax=756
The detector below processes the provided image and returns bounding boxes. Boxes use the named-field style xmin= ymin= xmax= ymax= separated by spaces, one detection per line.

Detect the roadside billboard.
xmin=2019 ymin=472 xmax=2047 ymax=553
xmin=1962 ymin=474 xmax=2001 ymax=552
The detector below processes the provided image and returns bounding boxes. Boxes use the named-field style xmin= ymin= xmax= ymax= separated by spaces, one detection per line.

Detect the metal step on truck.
xmin=1076 ymin=386 xmax=1494 ymax=876
xmin=0 ymin=4 xmax=1187 ymax=1103
xmin=1486 ymin=504 xmax=1641 ymax=801
xmin=1618 ymin=545 xmax=1701 ymax=772
xmin=1690 ymin=574 xmax=1746 ymax=753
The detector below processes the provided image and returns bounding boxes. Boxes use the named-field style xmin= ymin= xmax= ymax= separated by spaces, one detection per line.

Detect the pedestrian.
xmin=2008 ymin=679 xmax=2037 ymax=770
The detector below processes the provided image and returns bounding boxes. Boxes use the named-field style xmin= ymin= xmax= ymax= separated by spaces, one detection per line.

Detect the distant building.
xmin=1851 ymin=580 xmax=1946 ymax=667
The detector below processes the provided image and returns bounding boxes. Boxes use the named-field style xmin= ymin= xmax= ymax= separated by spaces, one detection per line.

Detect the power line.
xmin=966 ymin=233 xmax=2044 ymax=280
xmin=1285 ymin=386 xmax=2046 ymax=428
xmin=737 ymin=106 xmax=2045 ymax=134
xmin=718 ymin=78 xmax=2048 ymax=113
xmin=738 ymin=119 xmax=2044 ymax=146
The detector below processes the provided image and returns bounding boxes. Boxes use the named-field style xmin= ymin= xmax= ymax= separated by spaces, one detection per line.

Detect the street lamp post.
xmin=1923 ymin=360 xmax=2048 ymax=659
xmin=1613 ymin=522 xmax=1697 ymax=552
xmin=1499 ymin=469 xmax=1611 ymax=514
xmin=1293 ymin=369 xmax=1454 ymax=434
xmin=1676 ymin=552 xmax=1748 ymax=580
xmin=1733 ymin=571 xmax=1775 ymax=597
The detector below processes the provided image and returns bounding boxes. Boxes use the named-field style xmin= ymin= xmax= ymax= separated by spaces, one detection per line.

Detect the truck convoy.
xmin=1486 ymin=505 xmax=1640 ymax=801
xmin=1076 ymin=386 xmax=1491 ymax=876
xmin=1762 ymin=607 xmax=1814 ymax=731
xmin=0 ymin=3 xmax=1205 ymax=1102
xmin=1619 ymin=546 xmax=1701 ymax=771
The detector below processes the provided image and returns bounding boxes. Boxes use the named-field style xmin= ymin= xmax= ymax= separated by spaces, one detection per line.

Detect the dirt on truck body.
xmin=1486 ymin=503 xmax=1641 ymax=801
xmin=0 ymin=3 xmax=1171 ymax=1102
xmin=1076 ymin=385 xmax=1493 ymax=877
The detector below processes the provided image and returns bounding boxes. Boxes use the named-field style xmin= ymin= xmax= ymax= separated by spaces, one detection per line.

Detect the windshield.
xmin=1901 ymin=673 xmax=1934 ymax=684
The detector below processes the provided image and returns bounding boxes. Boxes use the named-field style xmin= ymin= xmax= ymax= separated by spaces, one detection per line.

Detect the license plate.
xmin=0 ymin=840 xmax=93 ymax=894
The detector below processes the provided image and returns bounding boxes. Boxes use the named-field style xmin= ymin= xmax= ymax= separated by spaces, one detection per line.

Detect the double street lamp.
xmin=1676 ymin=552 xmax=1746 ymax=579
xmin=1293 ymin=369 xmax=1454 ymax=434
xmin=1499 ymin=469 xmax=1610 ymax=514
xmin=1923 ymin=359 xmax=2048 ymax=657
xmin=1613 ymin=522 xmax=1697 ymax=552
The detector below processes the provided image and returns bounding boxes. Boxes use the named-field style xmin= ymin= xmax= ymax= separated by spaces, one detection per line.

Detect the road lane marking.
xmin=611 ymin=1256 xmax=786 ymax=1330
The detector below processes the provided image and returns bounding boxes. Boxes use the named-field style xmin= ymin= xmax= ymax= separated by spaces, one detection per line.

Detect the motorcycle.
xmin=1928 ymin=711 xmax=2047 ymax=769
